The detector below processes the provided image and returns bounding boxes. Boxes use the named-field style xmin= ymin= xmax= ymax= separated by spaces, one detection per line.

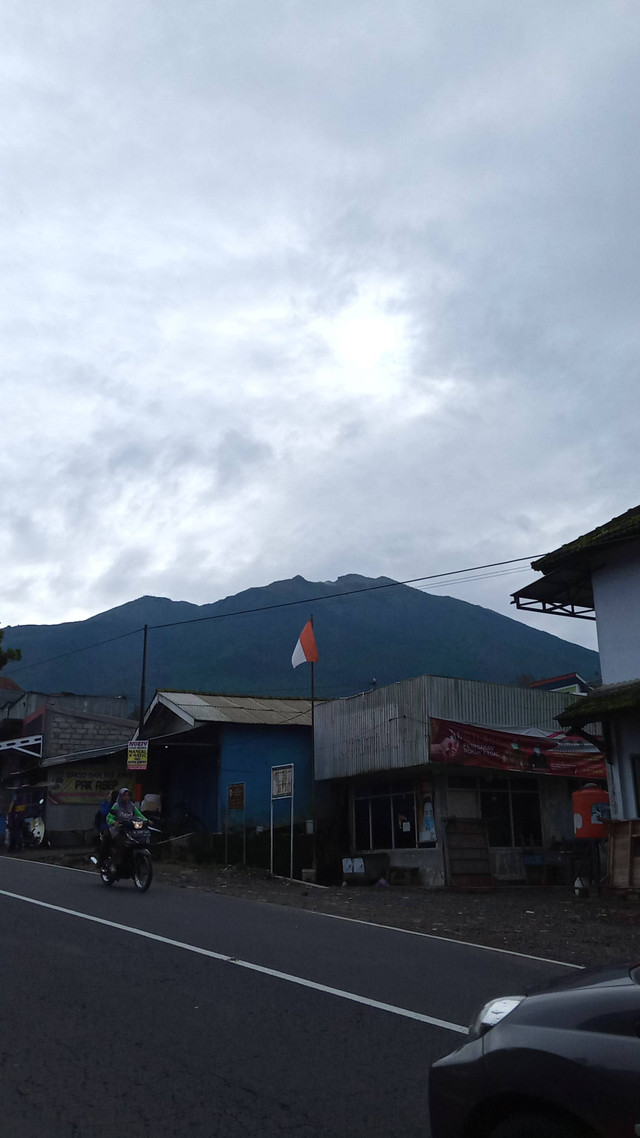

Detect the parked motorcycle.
xmin=3 ymin=796 xmax=47 ymax=851
xmin=91 ymin=819 xmax=154 ymax=891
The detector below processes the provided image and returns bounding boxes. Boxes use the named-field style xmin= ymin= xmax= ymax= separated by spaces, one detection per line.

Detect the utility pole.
xmin=138 ymin=624 xmax=148 ymax=739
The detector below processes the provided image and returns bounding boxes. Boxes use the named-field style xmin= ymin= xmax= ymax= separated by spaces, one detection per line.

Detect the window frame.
xmin=352 ymin=780 xmax=419 ymax=851
xmin=447 ymin=774 xmax=542 ymax=848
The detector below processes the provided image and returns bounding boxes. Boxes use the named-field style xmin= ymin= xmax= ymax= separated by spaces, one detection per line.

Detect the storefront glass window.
xmin=480 ymin=789 xmax=512 ymax=847
xmin=353 ymin=781 xmax=418 ymax=850
xmin=370 ymin=795 xmax=393 ymax=849
xmin=393 ymin=792 xmax=416 ymax=848
xmin=354 ymin=797 xmax=370 ymax=850
xmin=449 ymin=775 xmax=542 ymax=848
xmin=512 ymin=791 xmax=542 ymax=846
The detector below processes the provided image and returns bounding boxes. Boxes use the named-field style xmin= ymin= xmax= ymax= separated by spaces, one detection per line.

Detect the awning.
xmin=41 ymin=743 xmax=128 ymax=769
xmin=512 ymin=566 xmax=595 ymax=620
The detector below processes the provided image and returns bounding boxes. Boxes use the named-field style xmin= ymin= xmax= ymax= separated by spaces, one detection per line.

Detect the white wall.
xmin=606 ymin=713 xmax=640 ymax=819
xmin=592 ymin=541 xmax=640 ymax=683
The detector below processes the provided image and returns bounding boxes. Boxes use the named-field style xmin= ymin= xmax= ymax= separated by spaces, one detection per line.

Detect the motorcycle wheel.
xmin=133 ymin=850 xmax=153 ymax=892
xmin=100 ymin=858 xmax=116 ymax=886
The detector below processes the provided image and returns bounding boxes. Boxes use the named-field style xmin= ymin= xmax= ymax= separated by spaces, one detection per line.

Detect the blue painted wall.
xmin=167 ymin=749 xmax=219 ymax=831
xmin=218 ymin=724 xmax=312 ymax=830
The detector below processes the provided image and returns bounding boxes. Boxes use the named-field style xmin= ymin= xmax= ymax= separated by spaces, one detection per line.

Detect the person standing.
xmin=8 ymin=788 xmax=26 ymax=852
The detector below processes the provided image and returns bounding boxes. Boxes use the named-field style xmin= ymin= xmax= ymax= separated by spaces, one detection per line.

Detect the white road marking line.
xmin=5 ymin=859 xmax=95 ymax=875
xmin=5 ymin=857 xmax=582 ymax=969
xmin=0 ymin=887 xmax=468 ymax=1035
xmin=303 ymin=910 xmax=583 ymax=970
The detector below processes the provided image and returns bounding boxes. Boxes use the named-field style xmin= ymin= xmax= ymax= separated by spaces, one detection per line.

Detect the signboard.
xmin=270 ymin=764 xmax=295 ymax=877
xmin=429 ymin=718 xmax=606 ymax=779
xmin=227 ymin=782 xmax=245 ymax=811
xmin=48 ymin=769 xmax=123 ymax=807
xmin=127 ymin=740 xmax=149 ymax=772
xmin=271 ymin=764 xmax=293 ymax=799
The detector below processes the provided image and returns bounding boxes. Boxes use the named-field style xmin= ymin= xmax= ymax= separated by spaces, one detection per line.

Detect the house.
xmin=513 ymin=504 xmax=640 ymax=820
xmin=529 ymin=673 xmax=591 ymax=696
xmin=139 ymin=690 xmax=313 ymax=828
xmin=136 ymin=690 xmax=314 ymax=874
xmin=315 ymin=674 xmax=602 ymax=887
xmin=0 ymin=688 xmax=136 ymax=840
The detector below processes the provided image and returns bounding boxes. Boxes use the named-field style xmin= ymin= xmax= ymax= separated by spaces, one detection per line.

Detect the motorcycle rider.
xmin=106 ymin=787 xmax=149 ymax=866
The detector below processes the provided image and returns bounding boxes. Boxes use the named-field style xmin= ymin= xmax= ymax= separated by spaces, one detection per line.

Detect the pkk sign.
xmin=48 ymin=769 xmax=123 ymax=806
xmin=127 ymin=740 xmax=149 ymax=771
xmin=429 ymin=718 xmax=606 ymax=779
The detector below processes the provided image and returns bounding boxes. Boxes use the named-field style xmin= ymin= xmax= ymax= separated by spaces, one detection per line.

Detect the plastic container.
xmin=572 ymin=787 xmax=610 ymax=838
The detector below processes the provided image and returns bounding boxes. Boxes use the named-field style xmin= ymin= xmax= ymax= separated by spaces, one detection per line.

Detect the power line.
xmin=147 ymin=556 xmax=541 ymax=631
xmin=414 ymin=565 xmax=533 ymax=591
xmin=5 ymin=554 xmax=540 ymax=675
xmin=6 ymin=626 xmax=144 ymax=676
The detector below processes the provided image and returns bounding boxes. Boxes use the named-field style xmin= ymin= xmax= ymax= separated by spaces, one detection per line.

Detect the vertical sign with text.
xmin=127 ymin=740 xmax=149 ymax=771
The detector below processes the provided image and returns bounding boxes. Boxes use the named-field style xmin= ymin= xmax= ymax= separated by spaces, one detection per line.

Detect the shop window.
xmin=448 ymin=775 xmax=542 ymax=848
xmin=353 ymin=782 xmax=417 ymax=851
xmin=480 ymin=789 xmax=512 ymax=847
xmin=354 ymin=797 xmax=370 ymax=850
xmin=448 ymin=789 xmax=480 ymax=819
xmin=370 ymin=796 xmax=393 ymax=849
xmin=393 ymin=792 xmax=416 ymax=848
xmin=512 ymin=791 xmax=542 ymax=846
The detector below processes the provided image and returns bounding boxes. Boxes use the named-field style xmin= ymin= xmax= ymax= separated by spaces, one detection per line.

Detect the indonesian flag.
xmin=291 ymin=619 xmax=319 ymax=668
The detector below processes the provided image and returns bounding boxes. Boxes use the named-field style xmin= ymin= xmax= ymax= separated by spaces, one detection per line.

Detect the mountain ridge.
xmin=3 ymin=574 xmax=600 ymax=705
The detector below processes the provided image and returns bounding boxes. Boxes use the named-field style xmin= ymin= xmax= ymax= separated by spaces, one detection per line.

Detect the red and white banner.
xmin=291 ymin=620 xmax=319 ymax=668
xmin=429 ymin=718 xmax=605 ymax=779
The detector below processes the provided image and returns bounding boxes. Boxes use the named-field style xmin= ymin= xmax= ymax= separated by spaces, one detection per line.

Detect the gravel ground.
xmin=7 ymin=846 xmax=640 ymax=968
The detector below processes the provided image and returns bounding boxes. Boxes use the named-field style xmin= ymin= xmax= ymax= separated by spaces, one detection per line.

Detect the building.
xmin=529 ymin=673 xmax=591 ymax=696
xmin=513 ymin=504 xmax=640 ymax=820
xmin=315 ymin=674 xmax=602 ymax=887
xmin=0 ymin=687 xmax=136 ymax=840
xmin=140 ymin=690 xmax=313 ymax=838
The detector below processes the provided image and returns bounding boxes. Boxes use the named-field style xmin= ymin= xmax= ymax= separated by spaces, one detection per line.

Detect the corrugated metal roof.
xmin=156 ymin=691 xmax=312 ymax=727
xmin=41 ymin=742 xmax=128 ymax=769
xmin=315 ymin=674 xmax=600 ymax=780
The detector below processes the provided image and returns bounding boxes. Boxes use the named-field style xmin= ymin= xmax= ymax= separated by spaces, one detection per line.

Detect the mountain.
xmin=3 ymin=575 xmax=600 ymax=706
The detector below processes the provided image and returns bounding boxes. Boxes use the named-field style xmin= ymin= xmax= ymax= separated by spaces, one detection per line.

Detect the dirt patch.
xmin=8 ymin=848 xmax=640 ymax=968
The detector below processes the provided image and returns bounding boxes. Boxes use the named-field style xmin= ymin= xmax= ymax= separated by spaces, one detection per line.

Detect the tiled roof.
xmin=0 ymin=676 xmax=21 ymax=691
xmin=557 ymin=679 xmax=640 ymax=727
xmin=533 ymin=504 xmax=640 ymax=573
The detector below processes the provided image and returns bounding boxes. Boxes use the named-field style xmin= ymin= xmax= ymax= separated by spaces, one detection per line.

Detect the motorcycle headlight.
xmin=468 ymin=996 xmax=524 ymax=1040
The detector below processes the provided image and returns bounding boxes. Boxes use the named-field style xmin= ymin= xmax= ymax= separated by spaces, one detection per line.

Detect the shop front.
xmin=315 ymin=674 xmax=604 ymax=887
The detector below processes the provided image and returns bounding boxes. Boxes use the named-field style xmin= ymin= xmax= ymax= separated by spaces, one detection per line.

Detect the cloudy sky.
xmin=2 ymin=1 xmax=639 ymax=651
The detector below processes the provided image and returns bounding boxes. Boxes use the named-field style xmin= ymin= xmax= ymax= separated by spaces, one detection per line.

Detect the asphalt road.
xmin=0 ymin=858 xmax=576 ymax=1138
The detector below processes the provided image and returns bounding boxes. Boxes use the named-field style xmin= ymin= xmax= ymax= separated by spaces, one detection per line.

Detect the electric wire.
xmin=4 ymin=554 xmax=541 ymax=676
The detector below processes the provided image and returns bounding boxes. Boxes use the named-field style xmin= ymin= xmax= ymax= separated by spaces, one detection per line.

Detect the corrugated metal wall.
xmin=315 ymin=675 xmax=596 ymax=780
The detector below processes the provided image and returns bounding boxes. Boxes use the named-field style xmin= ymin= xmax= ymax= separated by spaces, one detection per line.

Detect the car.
xmin=429 ymin=964 xmax=640 ymax=1138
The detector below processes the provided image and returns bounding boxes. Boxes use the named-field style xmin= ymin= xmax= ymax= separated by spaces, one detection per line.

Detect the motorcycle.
xmin=91 ymin=819 xmax=155 ymax=891
xmin=3 ymin=796 xmax=47 ymax=851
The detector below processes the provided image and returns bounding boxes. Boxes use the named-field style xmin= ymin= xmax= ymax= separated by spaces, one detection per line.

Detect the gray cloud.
xmin=3 ymin=1 xmax=638 ymax=653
